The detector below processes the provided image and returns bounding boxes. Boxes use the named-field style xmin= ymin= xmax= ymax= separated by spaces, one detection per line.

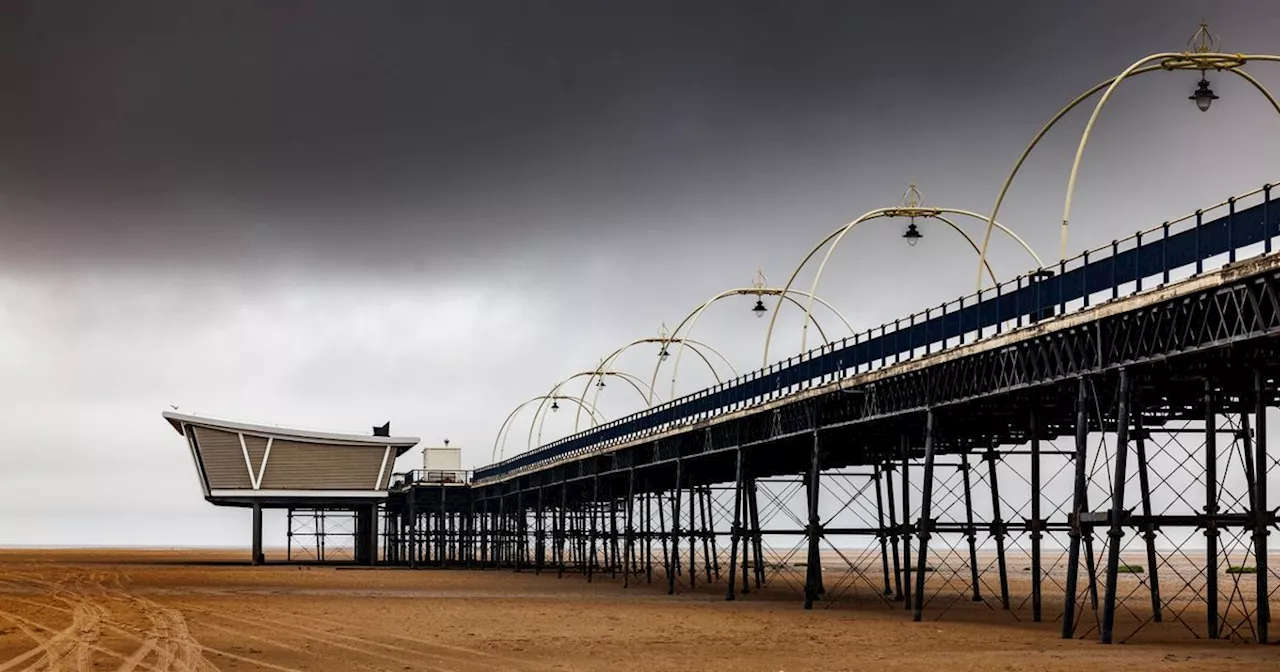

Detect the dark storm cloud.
xmin=2 ymin=1 xmax=1279 ymax=546
xmin=3 ymin=0 xmax=1271 ymax=275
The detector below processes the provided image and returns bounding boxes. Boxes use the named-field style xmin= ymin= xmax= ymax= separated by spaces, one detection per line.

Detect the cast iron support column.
xmin=625 ymin=468 xmax=636 ymax=587
xmin=875 ymin=464 xmax=892 ymax=596
xmin=496 ymin=505 xmax=503 ymax=568
xmin=700 ymin=488 xmax=713 ymax=583
xmin=645 ymin=489 xmax=654 ymax=583
xmin=1133 ymin=412 xmax=1162 ymax=623
xmin=669 ymin=458 xmax=683 ymax=595
xmin=1101 ymin=368 xmax=1132 ymax=644
xmin=804 ymin=429 xmax=823 ymax=609
xmin=536 ymin=486 xmax=545 ymax=574
xmin=748 ymin=477 xmax=764 ymax=588
xmin=1064 ymin=376 xmax=1088 ymax=639
xmin=986 ymin=447 xmax=1011 ymax=610
xmin=578 ymin=503 xmax=587 ymax=573
xmin=588 ymin=476 xmax=598 ymax=583
xmin=658 ymin=489 xmax=670 ymax=586
xmin=558 ymin=485 xmax=568 ymax=578
xmin=1030 ymin=407 xmax=1043 ymax=622
xmin=902 ymin=435 xmax=913 ymax=611
xmin=251 ymin=503 xmax=264 ymax=566
xmin=961 ymin=456 xmax=982 ymax=601
xmin=885 ymin=461 xmax=903 ymax=601
xmin=577 ymin=501 xmax=587 ymax=574
xmin=1253 ymin=367 xmax=1270 ymax=643
xmin=611 ymin=492 xmax=620 ymax=580
xmin=1204 ymin=379 xmax=1220 ymax=639
xmin=727 ymin=447 xmax=744 ymax=600
xmin=486 ymin=499 xmax=495 ymax=567
xmin=687 ymin=486 xmax=696 ymax=589
xmin=439 ymin=485 xmax=448 ymax=565
xmin=519 ymin=490 xmax=529 ymax=570
xmin=408 ymin=488 xmax=418 ymax=570
xmin=912 ymin=410 xmax=937 ymax=622
xmin=466 ymin=500 xmax=475 ymax=567
xmin=515 ymin=489 xmax=525 ymax=572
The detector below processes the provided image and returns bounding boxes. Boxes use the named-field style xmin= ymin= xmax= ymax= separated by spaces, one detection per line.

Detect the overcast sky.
xmin=1 ymin=1 xmax=1278 ymax=547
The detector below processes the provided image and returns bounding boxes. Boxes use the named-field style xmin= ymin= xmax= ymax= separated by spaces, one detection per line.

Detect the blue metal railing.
xmin=477 ymin=184 xmax=1278 ymax=482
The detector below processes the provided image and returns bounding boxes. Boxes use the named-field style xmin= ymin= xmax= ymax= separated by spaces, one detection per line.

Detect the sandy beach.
xmin=0 ymin=548 xmax=1275 ymax=671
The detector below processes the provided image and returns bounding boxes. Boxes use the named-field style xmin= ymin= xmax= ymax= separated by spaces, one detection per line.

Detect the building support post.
xmin=366 ymin=504 xmax=380 ymax=567
xmin=251 ymin=503 xmax=264 ymax=566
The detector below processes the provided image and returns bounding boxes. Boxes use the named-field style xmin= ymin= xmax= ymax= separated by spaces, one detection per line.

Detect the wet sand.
xmin=0 ymin=548 xmax=1274 ymax=671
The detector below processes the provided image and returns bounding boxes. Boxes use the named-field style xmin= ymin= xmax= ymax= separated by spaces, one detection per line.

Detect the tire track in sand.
xmin=178 ymin=604 xmax=464 ymax=672
xmin=3 ymin=595 xmax=290 ymax=672
xmin=0 ymin=569 xmax=294 ymax=672
xmin=248 ymin=603 xmax=560 ymax=671
xmin=1 ymin=569 xmax=158 ymax=671
xmin=0 ymin=605 xmax=157 ymax=672
xmin=0 ymin=585 xmax=107 ymax=672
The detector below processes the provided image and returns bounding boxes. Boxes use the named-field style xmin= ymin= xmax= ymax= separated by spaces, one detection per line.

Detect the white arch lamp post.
xmin=527 ymin=366 xmax=659 ymax=450
xmin=587 ymin=325 xmax=739 ymax=411
xmin=763 ymin=184 xmax=1044 ymax=364
xmin=974 ymin=22 xmax=1280 ymax=289
xmin=656 ymin=270 xmax=860 ymax=401
xmin=491 ymin=394 xmax=605 ymax=463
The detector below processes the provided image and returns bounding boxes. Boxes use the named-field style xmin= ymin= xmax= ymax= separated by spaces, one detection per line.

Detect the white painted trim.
xmin=375 ymin=446 xmax=391 ymax=490
xmin=209 ymin=489 xmax=389 ymax=498
xmin=162 ymin=411 xmax=420 ymax=448
xmin=238 ymin=432 xmax=256 ymax=489
xmin=254 ymin=437 xmax=273 ymax=489
xmin=185 ymin=425 xmax=211 ymax=496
